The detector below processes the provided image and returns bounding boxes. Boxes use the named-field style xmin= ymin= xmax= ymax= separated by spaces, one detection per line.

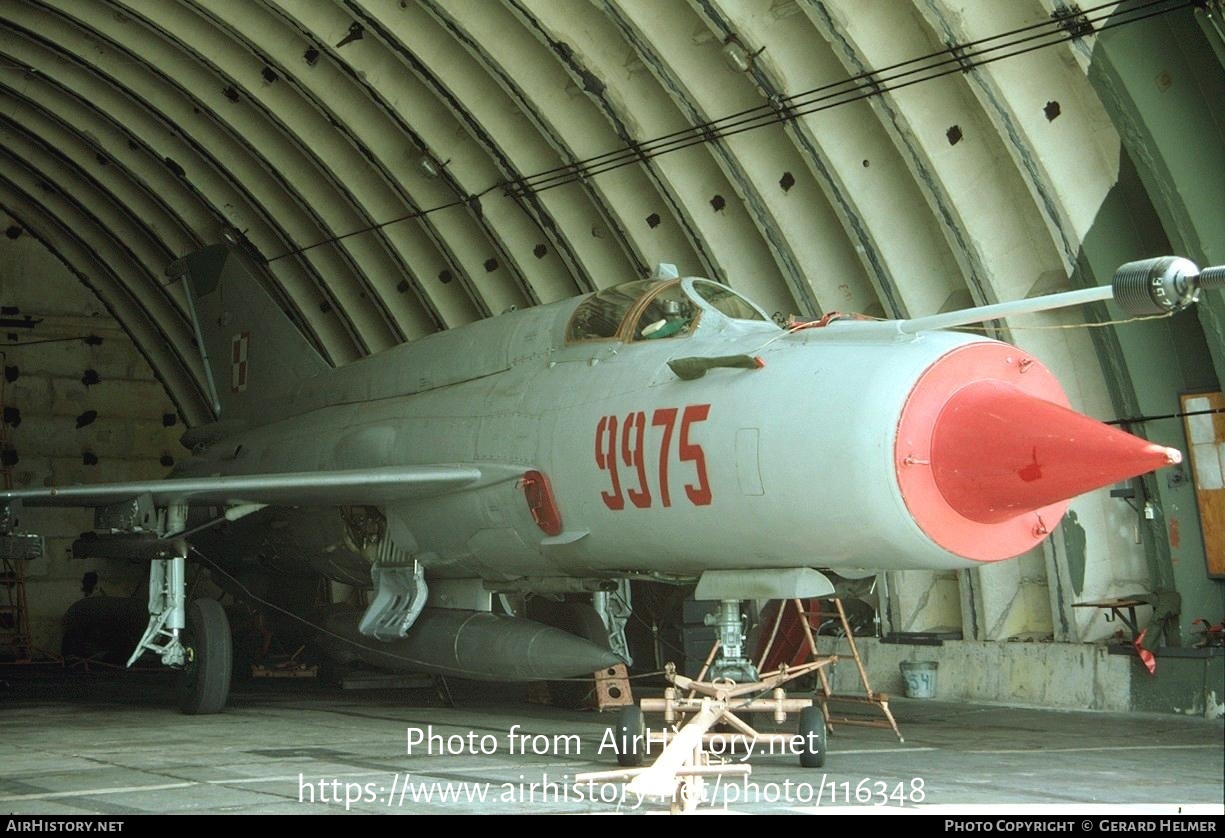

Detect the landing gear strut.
xmin=122 ymin=501 xmax=234 ymax=715
xmin=582 ymin=596 xmax=836 ymax=812
xmin=704 ymin=599 xmax=757 ymax=683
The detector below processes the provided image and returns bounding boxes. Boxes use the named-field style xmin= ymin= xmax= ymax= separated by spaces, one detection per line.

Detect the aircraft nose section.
xmin=895 ymin=342 xmax=1181 ymax=562
xmin=930 ymin=380 xmax=1181 ymax=524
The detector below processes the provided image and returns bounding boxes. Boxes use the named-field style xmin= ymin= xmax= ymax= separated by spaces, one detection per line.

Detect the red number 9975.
xmin=595 ymin=404 xmax=712 ymax=510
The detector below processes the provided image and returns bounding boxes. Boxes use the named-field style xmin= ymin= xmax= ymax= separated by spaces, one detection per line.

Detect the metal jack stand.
xmin=0 ymin=553 xmax=36 ymax=663
xmin=760 ymin=597 xmax=902 ymax=742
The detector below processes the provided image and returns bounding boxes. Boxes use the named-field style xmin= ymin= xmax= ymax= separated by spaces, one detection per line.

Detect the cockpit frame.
xmin=564 ymin=278 xmax=770 ymax=346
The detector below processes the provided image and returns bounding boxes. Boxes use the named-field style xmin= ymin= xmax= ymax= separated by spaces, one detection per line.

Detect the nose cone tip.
xmin=931 ymin=381 xmax=1180 ymax=525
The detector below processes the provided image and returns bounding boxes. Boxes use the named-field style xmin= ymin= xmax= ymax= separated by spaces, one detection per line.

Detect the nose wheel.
xmin=176 ymin=598 xmax=232 ymax=715
xmin=797 ymin=705 xmax=826 ymax=768
xmin=613 ymin=705 xmax=647 ymax=767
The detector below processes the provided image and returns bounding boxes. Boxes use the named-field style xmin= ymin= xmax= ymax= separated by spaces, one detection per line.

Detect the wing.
xmin=0 ymin=464 xmax=485 ymax=508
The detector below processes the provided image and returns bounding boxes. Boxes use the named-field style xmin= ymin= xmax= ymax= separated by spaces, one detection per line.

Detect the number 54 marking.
xmin=595 ymin=404 xmax=712 ymax=510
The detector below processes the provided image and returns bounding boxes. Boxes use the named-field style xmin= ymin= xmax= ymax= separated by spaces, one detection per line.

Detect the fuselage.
xmin=177 ymin=277 xmax=1042 ymax=586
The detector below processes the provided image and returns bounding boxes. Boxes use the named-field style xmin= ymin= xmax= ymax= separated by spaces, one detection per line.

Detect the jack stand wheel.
xmin=613 ymin=704 xmax=646 ymax=767
xmin=798 ymin=706 xmax=826 ymax=768
xmin=177 ymin=599 xmax=232 ymax=715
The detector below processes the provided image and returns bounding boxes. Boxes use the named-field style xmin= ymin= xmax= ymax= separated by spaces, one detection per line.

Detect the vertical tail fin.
xmin=170 ymin=244 xmax=328 ymax=423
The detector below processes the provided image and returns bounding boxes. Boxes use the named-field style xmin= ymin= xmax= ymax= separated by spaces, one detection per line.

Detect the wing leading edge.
xmin=0 ymin=464 xmax=485 ymax=508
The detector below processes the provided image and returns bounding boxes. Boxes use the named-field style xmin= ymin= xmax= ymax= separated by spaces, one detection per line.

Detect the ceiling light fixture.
xmin=722 ymin=38 xmax=752 ymax=72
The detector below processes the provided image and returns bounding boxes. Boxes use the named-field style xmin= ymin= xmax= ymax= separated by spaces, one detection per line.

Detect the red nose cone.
xmin=895 ymin=342 xmax=1181 ymax=562
xmin=931 ymin=380 xmax=1181 ymax=524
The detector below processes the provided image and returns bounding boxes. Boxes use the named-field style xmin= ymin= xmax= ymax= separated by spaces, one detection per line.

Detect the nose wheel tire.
xmin=613 ymin=705 xmax=646 ymax=767
xmin=798 ymin=706 xmax=827 ymax=768
xmin=176 ymin=598 xmax=232 ymax=715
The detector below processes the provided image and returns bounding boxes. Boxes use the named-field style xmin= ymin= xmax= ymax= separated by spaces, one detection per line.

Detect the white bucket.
xmin=899 ymin=660 xmax=938 ymax=699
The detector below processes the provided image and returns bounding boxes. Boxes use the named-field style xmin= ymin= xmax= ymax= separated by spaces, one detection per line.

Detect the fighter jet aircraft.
xmin=1 ymin=247 xmax=1218 ymax=715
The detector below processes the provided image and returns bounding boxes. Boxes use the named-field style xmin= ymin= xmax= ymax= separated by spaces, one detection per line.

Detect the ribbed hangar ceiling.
xmin=0 ymin=0 xmax=1222 ymax=430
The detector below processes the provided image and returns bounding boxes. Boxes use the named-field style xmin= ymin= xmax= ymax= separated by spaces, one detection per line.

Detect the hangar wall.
xmin=1087 ymin=5 xmax=1225 ymax=643
xmin=0 ymin=216 xmax=178 ymax=654
xmin=816 ymin=635 xmax=1225 ymax=717
xmin=865 ymin=9 xmax=1225 ymax=710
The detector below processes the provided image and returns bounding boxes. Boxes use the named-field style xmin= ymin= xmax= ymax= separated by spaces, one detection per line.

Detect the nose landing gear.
xmin=580 ymin=596 xmax=835 ymax=812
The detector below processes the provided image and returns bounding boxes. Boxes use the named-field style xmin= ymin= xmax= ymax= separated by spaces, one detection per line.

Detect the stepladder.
xmin=757 ymin=597 xmax=903 ymax=743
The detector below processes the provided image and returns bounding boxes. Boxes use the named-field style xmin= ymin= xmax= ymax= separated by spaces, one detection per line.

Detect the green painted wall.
xmin=1129 ymin=650 xmax=1225 ymax=716
xmin=1077 ymin=3 xmax=1225 ymax=648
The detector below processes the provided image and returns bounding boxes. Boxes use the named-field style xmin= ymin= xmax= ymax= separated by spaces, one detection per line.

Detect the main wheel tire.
xmin=614 ymin=705 xmax=646 ymax=767
xmin=798 ymin=706 xmax=827 ymax=768
xmin=177 ymin=599 xmax=232 ymax=715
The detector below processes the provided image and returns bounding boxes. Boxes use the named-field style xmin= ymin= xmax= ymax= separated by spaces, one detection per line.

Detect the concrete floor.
xmin=1 ymin=668 xmax=1222 ymax=815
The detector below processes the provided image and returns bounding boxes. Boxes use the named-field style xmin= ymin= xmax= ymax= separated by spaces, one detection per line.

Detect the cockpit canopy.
xmin=565 ymin=278 xmax=770 ymax=344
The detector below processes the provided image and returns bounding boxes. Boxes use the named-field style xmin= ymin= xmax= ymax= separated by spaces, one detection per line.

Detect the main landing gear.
xmin=175 ymin=598 xmax=233 ymax=715
xmin=102 ymin=500 xmax=233 ymax=715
